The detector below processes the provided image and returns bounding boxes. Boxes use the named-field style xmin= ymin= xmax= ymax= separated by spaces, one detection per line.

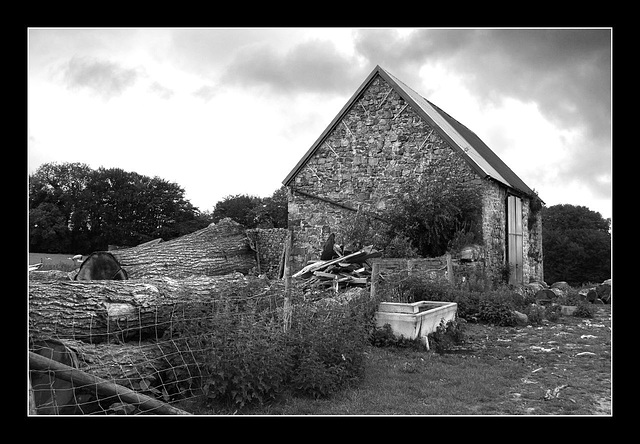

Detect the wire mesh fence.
xmin=28 ymin=276 xmax=377 ymax=415
xmin=28 ymin=277 xmax=289 ymax=415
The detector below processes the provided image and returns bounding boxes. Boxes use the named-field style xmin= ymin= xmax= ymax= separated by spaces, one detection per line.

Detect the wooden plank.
xmin=370 ymin=262 xmax=380 ymax=300
xmin=314 ymin=271 xmax=340 ymax=279
xmin=293 ymin=247 xmax=375 ymax=278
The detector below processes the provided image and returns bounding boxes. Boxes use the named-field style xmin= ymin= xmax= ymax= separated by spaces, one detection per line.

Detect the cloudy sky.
xmin=28 ymin=28 xmax=612 ymax=220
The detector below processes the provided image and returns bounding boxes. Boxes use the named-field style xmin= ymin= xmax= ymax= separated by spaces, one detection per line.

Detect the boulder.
xmin=550 ymin=281 xmax=570 ymax=289
xmin=596 ymin=279 xmax=611 ymax=304
xmin=535 ymin=289 xmax=558 ymax=305
xmin=513 ymin=310 xmax=528 ymax=325
xmin=579 ymin=287 xmax=598 ymax=303
xmin=548 ymin=288 xmax=565 ymax=298
xmin=526 ymin=281 xmax=547 ymax=292
xmin=550 ymin=281 xmax=571 ymax=297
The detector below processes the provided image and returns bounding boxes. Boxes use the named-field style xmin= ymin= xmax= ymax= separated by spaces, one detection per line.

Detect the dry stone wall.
xmin=246 ymin=228 xmax=288 ymax=279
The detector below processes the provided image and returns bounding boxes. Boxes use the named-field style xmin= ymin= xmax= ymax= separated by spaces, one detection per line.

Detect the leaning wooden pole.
xmin=29 ymin=352 xmax=190 ymax=415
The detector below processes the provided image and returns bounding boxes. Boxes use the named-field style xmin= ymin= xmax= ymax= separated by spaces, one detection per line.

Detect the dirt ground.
xmin=460 ymin=304 xmax=612 ymax=415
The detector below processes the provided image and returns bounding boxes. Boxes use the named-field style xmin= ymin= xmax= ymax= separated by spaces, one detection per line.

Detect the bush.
xmin=524 ymin=303 xmax=545 ymax=325
xmin=200 ymin=315 xmax=292 ymax=408
xmin=478 ymin=299 xmax=518 ymax=326
xmin=166 ymin=287 xmax=377 ymax=410
xmin=544 ymin=304 xmax=562 ymax=322
xmin=428 ymin=318 xmax=466 ymax=354
xmin=384 ymin=180 xmax=483 ymax=258
xmin=369 ymin=323 xmax=426 ymax=350
xmin=573 ymin=301 xmax=595 ymax=318
xmin=389 ymin=275 xmax=451 ymax=304
xmin=287 ymin=297 xmax=371 ymax=399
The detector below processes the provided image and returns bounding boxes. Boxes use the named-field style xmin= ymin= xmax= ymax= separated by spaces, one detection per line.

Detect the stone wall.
xmin=287 ymin=74 xmax=543 ymax=284
xmin=289 ymin=75 xmax=481 ymax=272
xmin=481 ymin=180 xmax=507 ymax=284
xmin=246 ymin=228 xmax=288 ymax=278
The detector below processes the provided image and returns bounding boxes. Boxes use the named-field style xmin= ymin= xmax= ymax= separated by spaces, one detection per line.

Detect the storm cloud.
xmin=60 ymin=56 xmax=142 ymax=100
xmin=354 ymin=29 xmax=610 ymax=139
xmin=29 ymin=28 xmax=612 ymax=219
xmin=220 ymin=39 xmax=366 ymax=96
xmin=352 ymin=28 xmax=611 ymax=200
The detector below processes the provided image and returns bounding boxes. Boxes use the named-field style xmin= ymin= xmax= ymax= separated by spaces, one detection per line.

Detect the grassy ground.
xmin=30 ymin=252 xmax=611 ymax=415
xmin=29 ymin=252 xmax=82 ymax=272
xmin=186 ymin=305 xmax=611 ymax=415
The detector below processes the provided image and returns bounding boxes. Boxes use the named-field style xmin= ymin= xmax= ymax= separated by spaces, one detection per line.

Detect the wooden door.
xmin=507 ymin=195 xmax=523 ymax=285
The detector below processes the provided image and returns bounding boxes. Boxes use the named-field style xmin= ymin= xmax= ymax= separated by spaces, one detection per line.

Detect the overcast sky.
xmin=28 ymin=28 xmax=612 ymax=220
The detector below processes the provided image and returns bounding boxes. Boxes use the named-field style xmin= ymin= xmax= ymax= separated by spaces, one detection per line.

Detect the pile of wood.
xmin=292 ymin=245 xmax=382 ymax=291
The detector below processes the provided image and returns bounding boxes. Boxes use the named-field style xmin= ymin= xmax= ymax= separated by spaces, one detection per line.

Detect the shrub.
xmin=369 ymin=323 xmax=397 ymax=348
xmin=369 ymin=323 xmax=426 ymax=350
xmin=428 ymin=318 xmax=466 ymax=354
xmin=163 ymin=286 xmax=375 ymax=410
xmin=544 ymin=304 xmax=562 ymax=322
xmin=573 ymin=301 xmax=595 ymax=318
xmin=524 ymin=303 xmax=545 ymax=325
xmin=389 ymin=275 xmax=451 ymax=303
xmin=385 ymin=180 xmax=483 ymax=258
xmin=478 ymin=299 xmax=517 ymax=326
xmin=448 ymin=288 xmax=480 ymax=320
xmin=288 ymin=295 xmax=372 ymax=398
xmin=200 ymin=315 xmax=292 ymax=408
xmin=338 ymin=209 xmax=419 ymax=258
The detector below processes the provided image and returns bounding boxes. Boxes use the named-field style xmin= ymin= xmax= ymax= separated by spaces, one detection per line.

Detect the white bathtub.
xmin=375 ymin=301 xmax=458 ymax=349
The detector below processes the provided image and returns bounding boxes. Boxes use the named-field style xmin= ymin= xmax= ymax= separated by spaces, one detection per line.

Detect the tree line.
xmin=541 ymin=204 xmax=611 ymax=286
xmin=29 ymin=162 xmax=287 ymax=254
xmin=29 ymin=162 xmax=610 ymax=286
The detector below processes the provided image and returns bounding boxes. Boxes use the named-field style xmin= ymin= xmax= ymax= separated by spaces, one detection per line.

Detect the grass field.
xmin=29 ymin=252 xmax=82 ymax=272
xmin=28 ymin=252 xmax=611 ymax=416
xmin=185 ymin=305 xmax=611 ymax=415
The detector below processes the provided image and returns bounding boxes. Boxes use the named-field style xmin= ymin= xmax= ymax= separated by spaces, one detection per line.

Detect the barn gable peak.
xmin=283 ymin=65 xmax=536 ymax=198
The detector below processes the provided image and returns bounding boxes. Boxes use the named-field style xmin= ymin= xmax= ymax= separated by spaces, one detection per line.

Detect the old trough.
xmin=375 ymin=301 xmax=458 ymax=349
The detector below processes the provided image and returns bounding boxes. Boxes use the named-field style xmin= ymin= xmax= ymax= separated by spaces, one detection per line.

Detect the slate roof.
xmin=283 ymin=65 xmax=536 ymax=198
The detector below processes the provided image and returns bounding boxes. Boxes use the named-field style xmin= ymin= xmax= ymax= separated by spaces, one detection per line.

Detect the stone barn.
xmin=282 ymin=65 xmax=543 ymax=286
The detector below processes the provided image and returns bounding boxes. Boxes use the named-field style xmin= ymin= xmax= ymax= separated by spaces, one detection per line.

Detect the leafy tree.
xmin=29 ymin=203 xmax=70 ymax=253
xmin=210 ymin=187 xmax=288 ymax=229
xmin=250 ymin=186 xmax=288 ymax=228
xmin=29 ymin=162 xmax=94 ymax=252
xmin=211 ymin=194 xmax=261 ymax=228
xmin=29 ymin=162 xmax=210 ymax=252
xmin=542 ymin=204 xmax=611 ymax=286
xmin=384 ymin=180 xmax=483 ymax=257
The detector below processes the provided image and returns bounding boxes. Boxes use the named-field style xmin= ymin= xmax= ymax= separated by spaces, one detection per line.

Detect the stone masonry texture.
xmin=287 ymin=75 xmax=543 ymax=285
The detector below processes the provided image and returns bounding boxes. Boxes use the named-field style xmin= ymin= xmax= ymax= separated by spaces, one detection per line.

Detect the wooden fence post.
xmin=370 ymin=261 xmax=380 ymax=300
xmin=446 ymin=253 xmax=454 ymax=284
xmin=283 ymin=229 xmax=293 ymax=332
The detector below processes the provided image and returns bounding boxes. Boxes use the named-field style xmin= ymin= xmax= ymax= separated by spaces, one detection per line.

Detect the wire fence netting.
xmin=28 ymin=276 xmax=378 ymax=415
xmin=28 ymin=255 xmax=477 ymax=416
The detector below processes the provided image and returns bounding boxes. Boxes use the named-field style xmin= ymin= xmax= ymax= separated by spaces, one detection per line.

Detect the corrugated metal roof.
xmin=283 ymin=65 xmax=536 ymax=198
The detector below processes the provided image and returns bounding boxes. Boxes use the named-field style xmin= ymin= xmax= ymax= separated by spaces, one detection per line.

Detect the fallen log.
xmin=28 ymin=273 xmax=282 ymax=343
xmin=30 ymin=351 xmax=190 ymax=415
xmin=112 ymin=218 xmax=256 ymax=279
